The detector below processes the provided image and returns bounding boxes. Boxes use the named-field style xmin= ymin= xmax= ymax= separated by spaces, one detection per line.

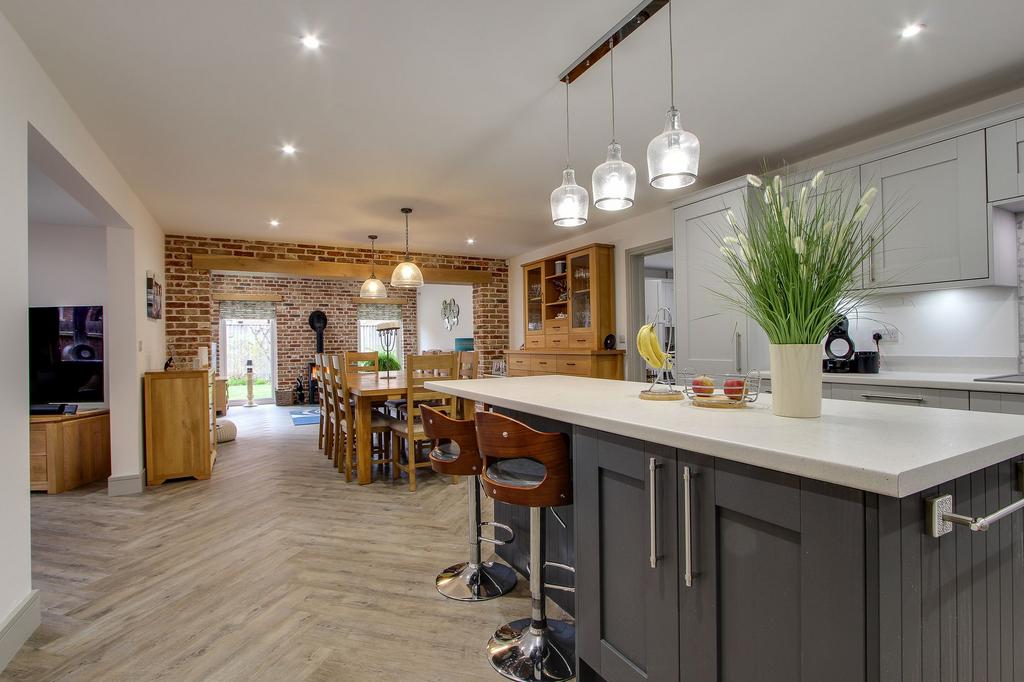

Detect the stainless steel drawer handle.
xmin=868 ymin=236 xmax=876 ymax=283
xmin=648 ymin=457 xmax=661 ymax=569
xmin=682 ymin=465 xmax=695 ymax=587
xmin=927 ymin=463 xmax=1024 ymax=537
xmin=734 ymin=331 xmax=742 ymax=372
xmin=861 ymin=393 xmax=925 ymax=403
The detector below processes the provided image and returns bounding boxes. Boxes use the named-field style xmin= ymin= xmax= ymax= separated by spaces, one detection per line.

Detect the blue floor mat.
xmin=290 ymin=407 xmax=321 ymax=426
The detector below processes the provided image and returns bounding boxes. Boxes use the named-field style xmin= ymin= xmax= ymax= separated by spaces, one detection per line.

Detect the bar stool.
xmin=475 ymin=411 xmax=575 ymax=682
xmin=421 ymin=405 xmax=517 ymax=601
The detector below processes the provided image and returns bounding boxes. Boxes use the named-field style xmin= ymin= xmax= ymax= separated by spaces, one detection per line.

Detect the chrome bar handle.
xmin=861 ymin=393 xmax=925 ymax=403
xmin=927 ymin=463 xmax=1024 ymax=537
xmin=649 ymin=457 xmax=661 ymax=568
xmin=734 ymin=331 xmax=742 ymax=372
xmin=682 ymin=465 xmax=695 ymax=588
xmin=868 ymin=236 xmax=876 ymax=283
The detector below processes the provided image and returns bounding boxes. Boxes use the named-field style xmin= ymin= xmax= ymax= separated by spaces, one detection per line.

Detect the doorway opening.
xmin=625 ymin=239 xmax=675 ymax=382
xmin=220 ymin=317 xmax=276 ymax=404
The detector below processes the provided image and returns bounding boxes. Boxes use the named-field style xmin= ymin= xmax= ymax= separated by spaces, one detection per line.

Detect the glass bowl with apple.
xmin=680 ymin=369 xmax=762 ymax=408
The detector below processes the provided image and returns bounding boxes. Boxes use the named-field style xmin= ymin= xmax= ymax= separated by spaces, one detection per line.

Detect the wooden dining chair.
xmin=315 ymin=352 xmax=328 ymax=450
xmin=344 ymin=351 xmax=379 ymax=373
xmin=320 ymin=356 xmax=339 ymax=462
xmin=389 ymin=352 xmax=458 ymax=491
xmin=333 ymin=354 xmax=391 ymax=482
xmin=458 ymin=351 xmax=479 ymax=379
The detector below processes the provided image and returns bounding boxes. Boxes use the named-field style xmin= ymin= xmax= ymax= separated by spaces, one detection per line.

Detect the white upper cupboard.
xmin=858 ymin=131 xmax=991 ymax=289
xmin=674 ymin=188 xmax=769 ymax=373
xmin=986 ymin=118 xmax=1024 ymax=202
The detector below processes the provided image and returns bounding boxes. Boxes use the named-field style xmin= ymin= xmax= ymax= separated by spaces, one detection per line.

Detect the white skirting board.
xmin=107 ymin=471 xmax=144 ymax=496
xmin=0 ymin=590 xmax=40 ymax=672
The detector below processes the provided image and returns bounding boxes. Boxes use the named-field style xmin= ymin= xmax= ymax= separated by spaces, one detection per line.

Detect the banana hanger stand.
xmin=639 ymin=306 xmax=682 ymax=401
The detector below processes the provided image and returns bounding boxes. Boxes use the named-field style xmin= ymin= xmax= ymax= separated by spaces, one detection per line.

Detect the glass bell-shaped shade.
xmin=550 ymin=167 xmax=589 ymax=228
xmin=647 ymin=106 xmax=699 ymax=189
xmin=592 ymin=142 xmax=636 ymax=211
xmin=360 ymin=275 xmax=387 ymax=298
xmin=390 ymin=260 xmax=424 ymax=288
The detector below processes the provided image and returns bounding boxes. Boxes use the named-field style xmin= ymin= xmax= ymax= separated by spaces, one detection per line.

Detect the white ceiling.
xmin=4 ymin=1 xmax=1024 ymax=258
xmin=28 ymin=163 xmax=105 ymax=228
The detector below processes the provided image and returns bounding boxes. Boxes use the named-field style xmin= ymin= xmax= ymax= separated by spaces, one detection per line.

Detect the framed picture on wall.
xmin=147 ymin=272 xmax=162 ymax=320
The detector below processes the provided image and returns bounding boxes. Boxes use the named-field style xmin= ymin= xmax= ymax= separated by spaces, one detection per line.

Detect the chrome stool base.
xmin=435 ymin=560 xmax=517 ymax=601
xmin=487 ymin=618 xmax=576 ymax=682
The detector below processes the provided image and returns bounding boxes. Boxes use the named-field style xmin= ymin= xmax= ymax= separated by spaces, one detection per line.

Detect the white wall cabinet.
xmin=859 ymin=131 xmax=991 ymax=290
xmin=674 ymin=189 xmax=769 ymax=374
xmin=986 ymin=118 xmax=1024 ymax=202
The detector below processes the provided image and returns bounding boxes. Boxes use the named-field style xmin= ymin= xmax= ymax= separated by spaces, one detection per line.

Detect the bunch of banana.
xmin=636 ymin=323 xmax=668 ymax=369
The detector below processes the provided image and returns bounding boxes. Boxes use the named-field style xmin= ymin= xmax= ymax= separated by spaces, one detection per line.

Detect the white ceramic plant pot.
xmin=769 ymin=344 xmax=822 ymax=418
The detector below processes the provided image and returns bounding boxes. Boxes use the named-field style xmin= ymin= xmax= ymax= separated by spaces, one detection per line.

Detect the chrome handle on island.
xmin=861 ymin=393 xmax=925 ymax=403
xmin=927 ymin=462 xmax=1024 ymax=537
xmin=649 ymin=457 xmax=661 ymax=569
xmin=682 ymin=465 xmax=695 ymax=587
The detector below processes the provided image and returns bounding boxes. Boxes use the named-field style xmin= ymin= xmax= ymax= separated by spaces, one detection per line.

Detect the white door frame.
xmin=624 ymin=238 xmax=674 ymax=382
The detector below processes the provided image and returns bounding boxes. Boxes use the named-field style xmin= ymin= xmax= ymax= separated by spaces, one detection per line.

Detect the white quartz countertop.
xmin=426 ymin=375 xmax=1024 ymax=498
xmin=813 ymin=371 xmax=1024 ymax=393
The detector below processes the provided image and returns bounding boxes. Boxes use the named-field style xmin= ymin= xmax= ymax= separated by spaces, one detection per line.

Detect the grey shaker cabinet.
xmin=986 ymin=117 xmax=1024 ymax=202
xmin=574 ymin=428 xmax=678 ymax=682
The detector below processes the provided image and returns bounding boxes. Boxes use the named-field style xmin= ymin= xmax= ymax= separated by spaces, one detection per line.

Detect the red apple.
xmin=724 ymin=378 xmax=747 ymax=401
xmin=692 ymin=375 xmax=715 ymax=396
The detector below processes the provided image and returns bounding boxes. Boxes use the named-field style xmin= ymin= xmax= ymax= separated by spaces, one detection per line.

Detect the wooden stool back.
xmin=475 ymin=411 xmax=571 ymax=508
xmin=421 ymin=405 xmax=481 ymax=476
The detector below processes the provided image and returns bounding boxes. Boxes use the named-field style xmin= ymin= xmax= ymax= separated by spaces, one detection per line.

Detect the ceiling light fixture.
xmin=647 ymin=1 xmax=699 ymax=189
xmin=391 ymin=208 xmax=424 ymax=288
xmin=360 ymin=235 xmax=387 ymax=298
xmin=269 ymin=219 xmax=280 ymax=228
xmin=300 ymin=34 xmax=321 ymax=50
xmin=900 ymin=23 xmax=925 ymax=38
xmin=281 ymin=144 xmax=296 ymax=155
xmin=592 ymin=40 xmax=636 ymax=211
xmin=550 ymin=80 xmax=588 ymax=228
xmin=466 ymin=238 xmax=475 ymax=245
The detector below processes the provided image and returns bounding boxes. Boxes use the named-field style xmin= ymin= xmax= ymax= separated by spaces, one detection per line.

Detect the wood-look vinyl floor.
xmin=4 ymin=405 xmax=542 ymax=681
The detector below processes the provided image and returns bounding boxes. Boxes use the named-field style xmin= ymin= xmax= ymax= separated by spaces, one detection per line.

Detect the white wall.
xmin=0 ymin=11 xmax=165 ymax=664
xmin=509 ymin=207 xmax=672 ymax=350
xmin=28 ymin=223 xmax=107 ymax=306
xmin=418 ymin=283 xmax=474 ymax=351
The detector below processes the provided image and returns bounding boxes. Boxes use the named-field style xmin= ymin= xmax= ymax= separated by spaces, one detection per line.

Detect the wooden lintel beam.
xmin=191 ymin=254 xmax=492 ymax=285
xmin=353 ymin=297 xmax=407 ymax=305
xmin=211 ymin=293 xmax=284 ymax=302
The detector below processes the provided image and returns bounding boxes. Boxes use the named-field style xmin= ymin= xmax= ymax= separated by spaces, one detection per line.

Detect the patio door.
xmin=219 ymin=301 xmax=277 ymax=404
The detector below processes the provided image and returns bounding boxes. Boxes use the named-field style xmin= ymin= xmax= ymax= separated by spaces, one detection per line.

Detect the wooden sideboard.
xmin=30 ymin=409 xmax=111 ymax=494
xmin=214 ymin=377 xmax=228 ymax=416
xmin=144 ymin=369 xmax=217 ymax=486
xmin=512 ymin=242 xmax=624 ymax=379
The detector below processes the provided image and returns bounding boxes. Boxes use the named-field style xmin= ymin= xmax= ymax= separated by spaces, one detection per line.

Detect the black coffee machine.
xmin=822 ymin=317 xmax=879 ymax=373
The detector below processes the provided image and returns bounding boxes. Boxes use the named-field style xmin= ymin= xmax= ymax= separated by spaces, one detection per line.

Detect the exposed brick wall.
xmin=165 ymin=234 xmax=508 ymax=387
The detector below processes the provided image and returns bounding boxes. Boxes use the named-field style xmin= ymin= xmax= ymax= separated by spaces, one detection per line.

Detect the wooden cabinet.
xmin=504 ymin=350 xmax=623 ymax=379
xmin=29 ymin=409 xmax=110 ymax=494
xmin=214 ymin=376 xmax=228 ymax=416
xmin=575 ymin=429 xmax=678 ymax=682
xmin=674 ymin=188 xmax=769 ymax=373
xmin=144 ymin=370 xmax=217 ymax=486
xmin=986 ymin=118 xmax=1024 ymax=202
xmin=520 ymin=243 xmax=615 ymax=351
xmin=859 ymin=132 xmax=993 ymax=289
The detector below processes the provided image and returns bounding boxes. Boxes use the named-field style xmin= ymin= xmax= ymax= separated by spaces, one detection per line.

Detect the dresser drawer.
xmin=829 ymin=382 xmax=969 ymax=410
xmin=568 ymin=332 xmax=593 ymax=349
xmin=525 ymin=336 xmax=545 ymax=350
xmin=545 ymin=318 xmax=569 ymax=334
xmin=508 ymin=369 xmax=531 ymax=377
xmin=557 ymin=356 xmax=592 ymax=376
xmin=530 ymin=355 xmax=557 ymax=374
xmin=546 ymin=334 xmax=569 ymax=349
xmin=30 ymin=426 xmax=47 ymax=455
xmin=508 ymin=355 xmax=531 ymax=372
xmin=30 ymin=454 xmax=47 ymax=483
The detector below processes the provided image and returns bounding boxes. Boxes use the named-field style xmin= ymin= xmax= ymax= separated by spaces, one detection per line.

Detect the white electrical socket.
xmin=872 ymin=328 xmax=900 ymax=343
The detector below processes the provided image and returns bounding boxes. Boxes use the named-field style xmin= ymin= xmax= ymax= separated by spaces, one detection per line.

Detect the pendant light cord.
xmin=370 ymin=238 xmax=376 ymax=277
xmin=608 ymin=39 xmax=616 ymax=142
xmin=668 ymin=1 xmax=675 ymax=107
xmin=564 ymin=80 xmax=571 ymax=167
xmin=404 ymin=212 xmax=410 ymax=260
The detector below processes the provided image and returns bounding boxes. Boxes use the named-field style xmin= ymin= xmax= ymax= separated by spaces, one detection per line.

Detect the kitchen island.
xmin=427 ymin=375 xmax=1024 ymax=682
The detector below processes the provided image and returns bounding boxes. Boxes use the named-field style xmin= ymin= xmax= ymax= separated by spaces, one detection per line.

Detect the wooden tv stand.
xmin=30 ymin=409 xmax=111 ymax=494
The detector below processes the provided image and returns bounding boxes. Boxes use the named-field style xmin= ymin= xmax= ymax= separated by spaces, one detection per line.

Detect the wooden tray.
xmin=691 ymin=394 xmax=748 ymax=409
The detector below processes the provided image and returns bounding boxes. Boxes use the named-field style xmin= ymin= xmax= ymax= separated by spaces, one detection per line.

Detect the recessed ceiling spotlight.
xmin=281 ymin=144 xmax=296 ymax=155
xmin=269 ymin=219 xmax=280 ymax=228
xmin=900 ymin=23 xmax=925 ymax=38
xmin=466 ymin=238 xmax=475 ymax=245
xmin=300 ymin=34 xmax=321 ymax=50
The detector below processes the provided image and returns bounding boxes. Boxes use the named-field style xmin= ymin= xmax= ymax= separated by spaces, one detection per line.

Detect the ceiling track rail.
xmin=557 ymin=0 xmax=669 ymax=84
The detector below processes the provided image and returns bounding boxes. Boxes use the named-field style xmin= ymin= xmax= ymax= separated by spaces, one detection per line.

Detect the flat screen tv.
xmin=29 ymin=306 xmax=104 ymax=404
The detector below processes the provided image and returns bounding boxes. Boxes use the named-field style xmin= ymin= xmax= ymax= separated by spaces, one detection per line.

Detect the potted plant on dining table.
xmin=713 ymin=171 xmax=898 ymax=418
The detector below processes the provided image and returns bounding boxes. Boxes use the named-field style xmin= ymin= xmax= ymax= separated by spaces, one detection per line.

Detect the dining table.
xmin=346 ymin=371 xmax=475 ymax=485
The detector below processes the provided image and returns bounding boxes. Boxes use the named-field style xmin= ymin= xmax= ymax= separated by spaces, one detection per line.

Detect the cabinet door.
xmin=575 ymin=428 xmax=678 ymax=682
xmin=678 ymin=455 xmax=865 ymax=682
xmin=860 ymin=131 xmax=987 ymax=288
xmin=969 ymin=390 xmax=1024 ymax=414
xmin=675 ymin=190 xmax=757 ymax=373
xmin=986 ymin=118 xmax=1024 ymax=202
xmin=525 ymin=264 xmax=544 ymax=335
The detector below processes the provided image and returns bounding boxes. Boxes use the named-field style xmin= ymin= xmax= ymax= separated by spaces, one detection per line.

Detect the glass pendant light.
xmin=360 ymin=235 xmax=387 ymax=298
xmin=647 ymin=2 xmax=699 ymax=189
xmin=390 ymin=208 xmax=424 ymax=288
xmin=593 ymin=40 xmax=636 ymax=211
xmin=550 ymin=80 xmax=588 ymax=228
